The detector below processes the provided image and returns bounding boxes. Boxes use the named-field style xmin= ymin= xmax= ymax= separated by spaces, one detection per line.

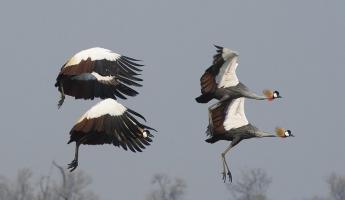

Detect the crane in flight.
xmin=196 ymin=45 xmax=282 ymax=108
xmin=67 ymin=98 xmax=157 ymax=172
xmin=206 ymin=97 xmax=293 ymax=182
xmin=55 ymin=47 xmax=143 ymax=108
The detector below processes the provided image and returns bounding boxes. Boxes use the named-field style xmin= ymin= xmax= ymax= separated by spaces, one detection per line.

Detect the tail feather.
xmin=205 ymin=124 xmax=219 ymax=143
xmin=195 ymin=93 xmax=214 ymax=103
xmin=205 ymin=137 xmax=218 ymax=143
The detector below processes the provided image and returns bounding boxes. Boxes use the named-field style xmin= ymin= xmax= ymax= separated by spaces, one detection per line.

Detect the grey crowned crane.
xmin=67 ymin=98 xmax=157 ymax=172
xmin=55 ymin=47 xmax=143 ymax=108
xmin=195 ymin=45 xmax=282 ymax=107
xmin=206 ymin=97 xmax=293 ymax=182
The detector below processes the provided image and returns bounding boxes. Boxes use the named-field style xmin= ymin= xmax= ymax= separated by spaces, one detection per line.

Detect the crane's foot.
xmin=57 ymin=95 xmax=65 ymax=109
xmin=222 ymin=171 xmax=227 ymax=182
xmin=221 ymin=170 xmax=232 ymax=182
xmin=67 ymin=159 xmax=78 ymax=172
xmin=227 ymin=171 xmax=232 ymax=183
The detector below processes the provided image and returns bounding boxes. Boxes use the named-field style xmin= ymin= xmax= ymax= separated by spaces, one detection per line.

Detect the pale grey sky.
xmin=0 ymin=0 xmax=344 ymax=200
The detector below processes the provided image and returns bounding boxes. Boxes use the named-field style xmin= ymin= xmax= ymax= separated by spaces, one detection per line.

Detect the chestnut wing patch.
xmin=200 ymin=71 xmax=217 ymax=94
xmin=209 ymin=102 xmax=230 ymax=135
xmin=198 ymin=46 xmax=226 ymax=94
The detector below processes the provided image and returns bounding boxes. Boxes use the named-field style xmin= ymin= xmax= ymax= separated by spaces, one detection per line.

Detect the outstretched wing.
xmin=69 ymin=99 xmax=157 ymax=152
xmin=59 ymin=47 xmax=143 ymax=77
xmin=208 ymin=97 xmax=248 ymax=135
xmin=223 ymin=97 xmax=248 ymax=131
xmin=199 ymin=45 xmax=239 ymax=95
xmin=55 ymin=47 xmax=143 ymax=100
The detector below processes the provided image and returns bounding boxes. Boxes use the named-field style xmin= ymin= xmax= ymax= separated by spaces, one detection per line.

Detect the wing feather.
xmin=208 ymin=97 xmax=248 ymax=136
xmin=198 ymin=46 xmax=239 ymax=96
xmin=209 ymin=102 xmax=229 ymax=135
xmin=216 ymin=56 xmax=239 ymax=88
xmin=223 ymin=98 xmax=248 ymax=131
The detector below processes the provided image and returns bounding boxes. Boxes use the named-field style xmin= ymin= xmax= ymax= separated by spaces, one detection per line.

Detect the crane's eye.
xmin=143 ymin=130 xmax=148 ymax=138
xmin=273 ymin=91 xmax=279 ymax=98
xmin=284 ymin=130 xmax=291 ymax=137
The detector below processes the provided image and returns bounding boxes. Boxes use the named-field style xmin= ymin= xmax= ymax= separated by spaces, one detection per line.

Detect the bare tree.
xmin=226 ymin=168 xmax=271 ymax=200
xmin=0 ymin=169 xmax=35 ymax=200
xmin=306 ymin=173 xmax=345 ymax=200
xmin=0 ymin=175 xmax=10 ymax=200
xmin=307 ymin=196 xmax=329 ymax=200
xmin=37 ymin=161 xmax=99 ymax=200
xmin=146 ymin=173 xmax=187 ymax=200
xmin=327 ymin=173 xmax=345 ymax=200
xmin=37 ymin=174 xmax=55 ymax=200
xmin=0 ymin=163 xmax=99 ymax=200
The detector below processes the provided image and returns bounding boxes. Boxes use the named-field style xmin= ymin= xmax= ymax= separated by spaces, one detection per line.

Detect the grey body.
xmin=214 ymin=82 xmax=266 ymax=102
xmin=206 ymin=123 xmax=273 ymax=143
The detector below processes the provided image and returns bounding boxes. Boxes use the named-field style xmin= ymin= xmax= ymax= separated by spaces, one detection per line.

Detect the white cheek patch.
xmin=284 ymin=131 xmax=289 ymax=137
xmin=273 ymin=92 xmax=278 ymax=98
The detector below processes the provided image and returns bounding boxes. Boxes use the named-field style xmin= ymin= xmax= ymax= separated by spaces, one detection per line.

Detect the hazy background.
xmin=0 ymin=0 xmax=344 ymax=199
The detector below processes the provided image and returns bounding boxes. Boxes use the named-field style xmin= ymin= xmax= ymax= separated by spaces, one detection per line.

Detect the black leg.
xmin=221 ymin=137 xmax=241 ymax=182
xmin=221 ymin=151 xmax=232 ymax=183
xmin=68 ymin=143 xmax=79 ymax=172
xmin=222 ymin=155 xmax=232 ymax=182
xmin=58 ymin=83 xmax=65 ymax=109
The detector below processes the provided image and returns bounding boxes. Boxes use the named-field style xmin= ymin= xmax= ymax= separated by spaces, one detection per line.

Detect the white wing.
xmin=223 ymin=97 xmax=248 ymax=131
xmin=64 ymin=47 xmax=121 ymax=67
xmin=215 ymin=50 xmax=239 ymax=88
xmin=77 ymin=98 xmax=127 ymax=122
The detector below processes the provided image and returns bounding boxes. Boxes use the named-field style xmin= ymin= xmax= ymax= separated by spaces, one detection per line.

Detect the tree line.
xmin=0 ymin=164 xmax=344 ymax=200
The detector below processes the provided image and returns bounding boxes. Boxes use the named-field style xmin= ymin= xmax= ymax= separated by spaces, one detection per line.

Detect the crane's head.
xmin=263 ymin=90 xmax=282 ymax=101
xmin=275 ymin=127 xmax=294 ymax=138
xmin=138 ymin=127 xmax=150 ymax=138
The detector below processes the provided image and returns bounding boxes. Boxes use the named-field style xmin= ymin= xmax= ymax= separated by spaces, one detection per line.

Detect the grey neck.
xmin=256 ymin=131 xmax=276 ymax=138
xmin=245 ymin=93 xmax=267 ymax=100
xmin=237 ymin=82 xmax=268 ymax=100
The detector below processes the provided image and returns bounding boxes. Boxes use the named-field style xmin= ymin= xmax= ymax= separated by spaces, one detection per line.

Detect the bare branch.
xmin=147 ymin=174 xmax=187 ymax=200
xmin=0 ymin=176 xmax=11 ymax=200
xmin=327 ymin=173 xmax=345 ymax=200
xmin=53 ymin=161 xmax=68 ymax=200
xmin=0 ymin=164 xmax=99 ymax=200
xmin=226 ymin=168 xmax=271 ymax=200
